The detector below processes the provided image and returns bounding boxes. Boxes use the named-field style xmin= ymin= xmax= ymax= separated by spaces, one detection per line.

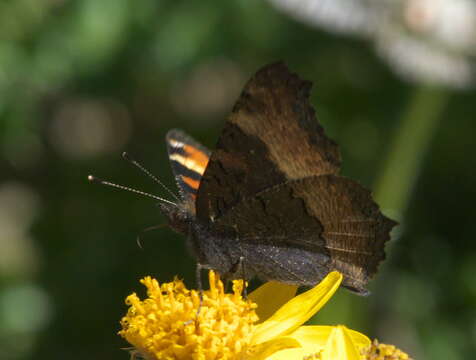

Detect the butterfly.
xmin=158 ymin=62 xmax=397 ymax=295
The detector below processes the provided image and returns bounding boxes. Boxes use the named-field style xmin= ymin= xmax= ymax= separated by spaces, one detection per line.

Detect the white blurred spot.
xmin=49 ymin=98 xmax=132 ymax=158
xmin=376 ymin=32 xmax=474 ymax=88
xmin=404 ymin=0 xmax=476 ymax=52
xmin=170 ymin=58 xmax=245 ymax=120
xmin=267 ymin=0 xmax=476 ymax=88
xmin=269 ymin=0 xmax=376 ymax=36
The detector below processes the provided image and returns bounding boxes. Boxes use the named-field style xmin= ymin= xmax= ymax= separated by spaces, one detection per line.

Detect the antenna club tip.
xmin=88 ymin=175 xmax=100 ymax=184
xmin=122 ymin=151 xmax=132 ymax=160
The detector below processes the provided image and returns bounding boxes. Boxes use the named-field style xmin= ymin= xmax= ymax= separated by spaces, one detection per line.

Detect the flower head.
xmin=119 ymin=271 xmax=257 ymax=360
xmin=119 ymin=271 xmax=411 ymax=360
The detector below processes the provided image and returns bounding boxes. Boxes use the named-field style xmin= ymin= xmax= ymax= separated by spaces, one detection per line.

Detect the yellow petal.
xmin=321 ymin=326 xmax=362 ymax=360
xmin=266 ymin=347 xmax=306 ymax=360
xmin=248 ymin=337 xmax=301 ymax=360
xmin=290 ymin=325 xmax=371 ymax=354
xmin=249 ymin=281 xmax=298 ymax=323
xmin=251 ymin=271 xmax=343 ymax=345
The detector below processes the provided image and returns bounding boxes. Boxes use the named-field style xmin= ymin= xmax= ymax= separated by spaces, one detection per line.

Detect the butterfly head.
xmin=158 ymin=202 xmax=191 ymax=235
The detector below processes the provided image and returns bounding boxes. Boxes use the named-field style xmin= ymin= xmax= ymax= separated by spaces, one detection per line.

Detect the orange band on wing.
xmin=182 ymin=176 xmax=200 ymax=191
xmin=183 ymin=144 xmax=209 ymax=173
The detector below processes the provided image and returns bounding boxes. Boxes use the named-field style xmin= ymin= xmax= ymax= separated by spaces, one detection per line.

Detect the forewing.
xmin=196 ymin=62 xmax=341 ymax=223
xmin=214 ymin=175 xmax=397 ymax=292
xmin=166 ymin=129 xmax=211 ymax=213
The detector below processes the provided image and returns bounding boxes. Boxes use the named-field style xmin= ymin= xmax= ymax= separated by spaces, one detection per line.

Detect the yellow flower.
xmin=119 ymin=271 xmax=258 ymax=360
xmin=119 ymin=271 xmax=410 ymax=360
xmin=364 ymin=339 xmax=412 ymax=360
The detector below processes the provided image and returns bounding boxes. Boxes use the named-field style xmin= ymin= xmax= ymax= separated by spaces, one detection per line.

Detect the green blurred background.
xmin=0 ymin=1 xmax=475 ymax=359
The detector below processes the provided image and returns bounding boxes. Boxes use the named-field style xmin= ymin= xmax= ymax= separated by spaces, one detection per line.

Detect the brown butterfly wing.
xmin=194 ymin=62 xmax=396 ymax=291
xmin=213 ymin=175 xmax=397 ymax=292
xmin=195 ymin=62 xmax=341 ymax=223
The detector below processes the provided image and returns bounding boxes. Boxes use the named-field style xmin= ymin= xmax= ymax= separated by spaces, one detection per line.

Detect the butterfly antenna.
xmin=88 ymin=175 xmax=178 ymax=207
xmin=122 ymin=152 xmax=180 ymax=202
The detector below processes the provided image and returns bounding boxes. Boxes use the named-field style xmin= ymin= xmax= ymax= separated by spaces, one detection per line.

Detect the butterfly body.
xmin=158 ymin=203 xmax=235 ymax=277
xmin=162 ymin=62 xmax=397 ymax=294
xmin=161 ymin=200 xmax=334 ymax=290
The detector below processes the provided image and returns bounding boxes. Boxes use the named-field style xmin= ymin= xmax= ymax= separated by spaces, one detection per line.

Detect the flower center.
xmin=119 ymin=271 xmax=258 ymax=360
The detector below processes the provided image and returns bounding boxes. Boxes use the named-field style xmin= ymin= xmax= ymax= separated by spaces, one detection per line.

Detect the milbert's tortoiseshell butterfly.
xmin=91 ymin=62 xmax=397 ymax=295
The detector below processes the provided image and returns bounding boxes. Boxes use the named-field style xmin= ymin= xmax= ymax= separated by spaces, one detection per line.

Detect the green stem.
xmin=374 ymin=85 xmax=450 ymax=218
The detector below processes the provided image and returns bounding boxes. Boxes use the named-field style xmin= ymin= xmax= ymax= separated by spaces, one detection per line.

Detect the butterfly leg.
xmin=194 ymin=262 xmax=206 ymax=319
xmin=239 ymin=256 xmax=248 ymax=299
xmin=227 ymin=256 xmax=248 ymax=298
xmin=184 ymin=262 xmax=207 ymax=324
xmin=125 ymin=347 xmax=144 ymax=360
